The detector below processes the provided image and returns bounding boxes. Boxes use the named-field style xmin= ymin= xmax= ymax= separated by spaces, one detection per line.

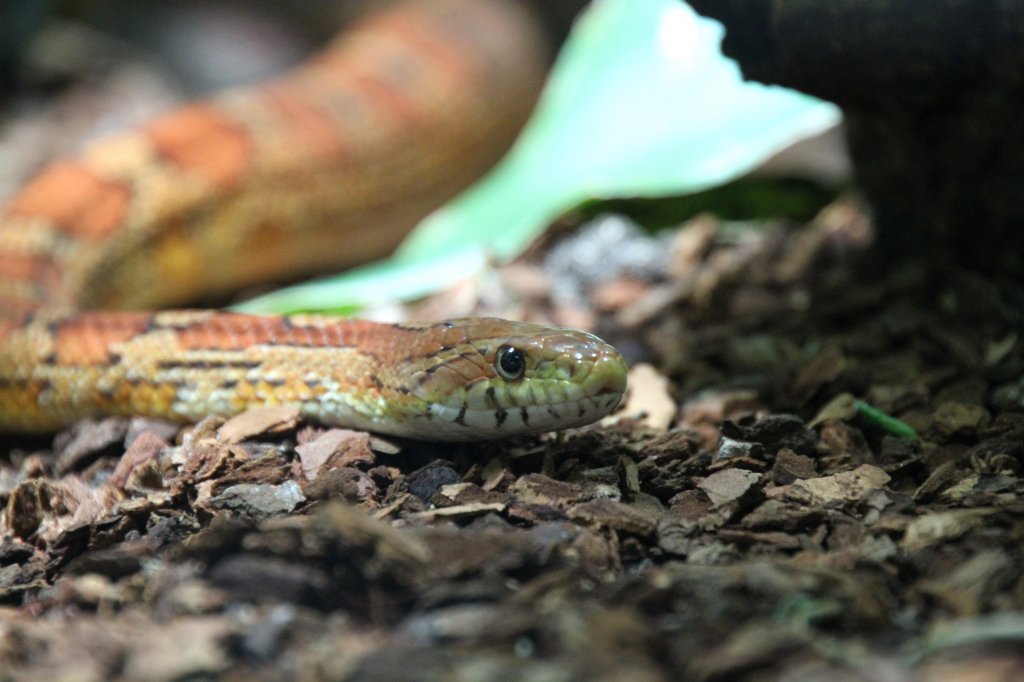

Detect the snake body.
xmin=0 ymin=0 xmax=627 ymax=440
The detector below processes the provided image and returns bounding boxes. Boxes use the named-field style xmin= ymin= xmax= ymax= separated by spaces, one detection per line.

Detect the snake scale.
xmin=0 ymin=0 xmax=627 ymax=441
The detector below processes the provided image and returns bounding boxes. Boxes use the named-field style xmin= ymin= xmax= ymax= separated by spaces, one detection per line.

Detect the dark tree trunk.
xmin=688 ymin=0 xmax=1024 ymax=279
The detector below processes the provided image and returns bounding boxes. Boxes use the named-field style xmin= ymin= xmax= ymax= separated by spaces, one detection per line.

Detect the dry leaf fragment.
xmin=110 ymin=431 xmax=169 ymax=490
xmin=294 ymin=429 xmax=374 ymax=481
xmin=785 ymin=464 xmax=890 ymax=506
xmin=207 ymin=481 xmax=305 ymax=521
xmin=620 ymin=363 xmax=676 ymax=431
xmin=217 ymin=406 xmax=301 ymax=444
xmin=699 ymin=469 xmax=763 ymax=507
xmin=902 ymin=508 xmax=996 ymax=551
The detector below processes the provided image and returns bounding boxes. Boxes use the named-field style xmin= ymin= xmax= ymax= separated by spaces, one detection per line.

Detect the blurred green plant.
xmin=237 ymin=0 xmax=840 ymax=315
xmin=854 ymin=400 xmax=920 ymax=441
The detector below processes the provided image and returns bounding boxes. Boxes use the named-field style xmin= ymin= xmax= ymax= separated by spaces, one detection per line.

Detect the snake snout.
xmin=589 ymin=352 xmax=626 ymax=395
xmin=580 ymin=347 xmax=628 ymax=402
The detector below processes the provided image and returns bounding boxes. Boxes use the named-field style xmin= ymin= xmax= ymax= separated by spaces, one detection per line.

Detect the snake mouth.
xmin=417 ymin=390 xmax=626 ymax=441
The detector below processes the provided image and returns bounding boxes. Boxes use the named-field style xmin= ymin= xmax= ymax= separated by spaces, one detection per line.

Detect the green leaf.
xmin=237 ymin=0 xmax=841 ymax=315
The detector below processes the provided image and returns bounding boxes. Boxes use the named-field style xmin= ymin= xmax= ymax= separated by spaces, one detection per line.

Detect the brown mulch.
xmin=4 ymin=11 xmax=1024 ymax=679
xmin=3 ymin=195 xmax=1024 ymax=681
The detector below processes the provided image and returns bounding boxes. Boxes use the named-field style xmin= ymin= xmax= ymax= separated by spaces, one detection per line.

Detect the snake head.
xmin=404 ymin=317 xmax=627 ymax=440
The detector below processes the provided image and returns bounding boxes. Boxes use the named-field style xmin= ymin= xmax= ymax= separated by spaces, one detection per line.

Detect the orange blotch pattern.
xmin=0 ymin=253 xmax=44 ymax=282
xmin=345 ymin=71 xmax=418 ymax=126
xmin=173 ymin=314 xmax=365 ymax=351
xmin=264 ymin=84 xmax=347 ymax=161
xmin=147 ymin=104 xmax=252 ymax=189
xmin=371 ymin=10 xmax=473 ymax=82
xmin=172 ymin=314 xmax=420 ymax=364
xmin=3 ymin=162 xmax=130 ymax=241
xmin=52 ymin=312 xmax=152 ymax=366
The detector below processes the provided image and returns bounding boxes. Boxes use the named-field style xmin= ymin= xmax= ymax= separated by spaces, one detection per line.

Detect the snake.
xmin=0 ymin=0 xmax=627 ymax=441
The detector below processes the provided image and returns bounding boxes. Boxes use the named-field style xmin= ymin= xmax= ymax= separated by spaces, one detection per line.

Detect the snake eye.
xmin=495 ymin=345 xmax=526 ymax=381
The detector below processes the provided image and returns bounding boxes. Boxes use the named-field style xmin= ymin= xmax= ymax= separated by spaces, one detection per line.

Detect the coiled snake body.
xmin=0 ymin=0 xmax=627 ymax=440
